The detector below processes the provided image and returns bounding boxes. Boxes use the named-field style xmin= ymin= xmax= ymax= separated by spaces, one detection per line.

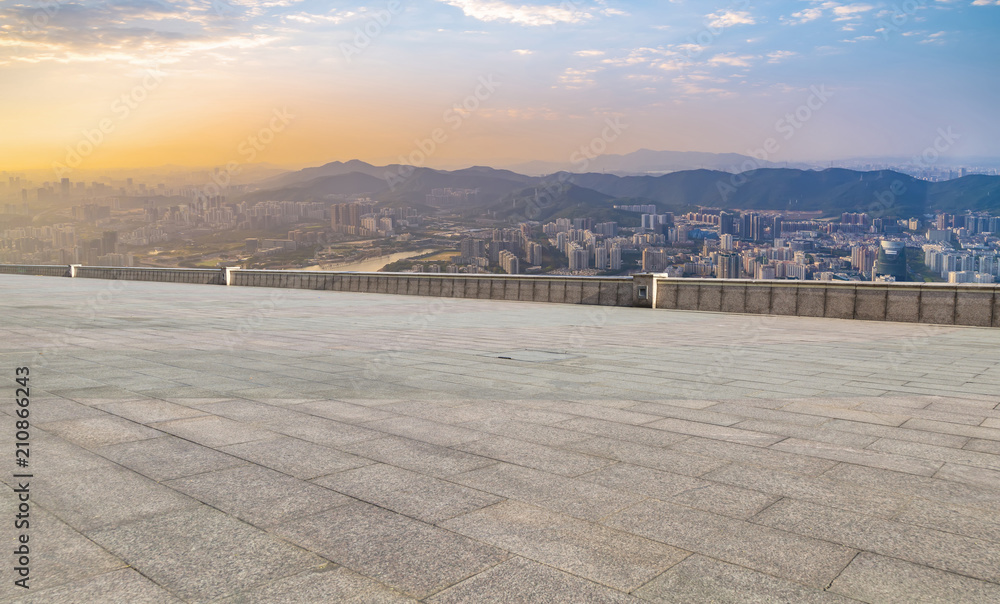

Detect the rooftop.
xmin=3 ymin=274 xmax=1000 ymax=603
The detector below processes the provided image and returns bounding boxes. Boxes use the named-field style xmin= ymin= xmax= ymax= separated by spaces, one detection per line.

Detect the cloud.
xmin=766 ymin=50 xmax=797 ymax=63
xmin=512 ymin=48 xmax=534 ymax=55
xmin=556 ymin=66 xmax=599 ymax=88
xmin=783 ymin=7 xmax=823 ymax=24
xmin=705 ymin=10 xmax=755 ymax=29
xmin=575 ymin=49 xmax=605 ymax=57
xmin=972 ymin=0 xmax=1000 ymax=5
xmin=709 ymin=53 xmax=756 ymax=67
xmin=438 ymin=0 xmax=592 ymax=26
xmin=0 ymin=0 xmax=286 ymax=66
xmin=919 ymin=30 xmax=948 ymax=43
xmin=832 ymin=4 xmax=876 ymax=21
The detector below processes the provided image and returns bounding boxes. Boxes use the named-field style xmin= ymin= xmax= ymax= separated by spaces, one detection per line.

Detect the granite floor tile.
xmin=10 ymin=569 xmax=183 ymax=604
xmin=564 ymin=437 xmax=726 ymax=477
xmin=94 ymin=398 xmax=207 ymax=424
xmin=455 ymin=435 xmax=614 ymax=477
xmin=0 ymin=492 xmax=125 ymax=601
xmin=165 ymin=465 xmax=350 ymax=528
xmin=634 ymin=554 xmax=857 ymax=604
xmin=441 ymin=500 xmax=688 ymax=592
xmin=338 ymin=435 xmax=496 ymax=478
xmin=149 ymin=416 xmax=278 ymax=448
xmin=214 ymin=564 xmax=418 ymax=603
xmin=98 ymin=435 xmax=247 ymax=481
xmin=33 ymin=466 xmax=198 ymax=532
xmin=427 ymin=556 xmax=637 ymax=603
xmin=220 ymin=436 xmax=373 ymax=480
xmin=361 ymin=416 xmax=483 ymax=446
xmin=829 ymin=552 xmax=1000 ymax=604
xmin=38 ymin=415 xmax=163 ymax=449
xmin=754 ymin=498 xmax=1000 ymax=583
xmin=314 ymin=463 xmax=503 ymax=523
xmin=89 ymin=506 xmax=323 ymax=603
xmin=605 ymin=499 xmax=857 ymax=589
xmin=451 ymin=462 xmax=644 ymax=522
xmin=275 ymin=501 xmax=510 ymax=599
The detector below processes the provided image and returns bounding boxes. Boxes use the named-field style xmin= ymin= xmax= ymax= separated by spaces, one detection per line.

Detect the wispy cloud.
xmin=766 ymin=50 xmax=797 ymax=63
xmin=438 ymin=0 xmax=592 ymax=26
xmin=705 ymin=10 xmax=755 ymax=29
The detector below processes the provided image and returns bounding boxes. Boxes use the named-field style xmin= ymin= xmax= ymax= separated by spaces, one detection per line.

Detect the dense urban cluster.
xmin=2 ymin=172 xmax=1000 ymax=283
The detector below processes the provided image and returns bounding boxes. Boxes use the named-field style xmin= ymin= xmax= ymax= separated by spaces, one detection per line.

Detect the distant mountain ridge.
xmin=242 ymin=159 xmax=1000 ymax=218
xmin=504 ymin=149 xmax=818 ymax=176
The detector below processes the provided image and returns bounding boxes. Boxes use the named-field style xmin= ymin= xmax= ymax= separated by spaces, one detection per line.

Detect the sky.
xmin=0 ymin=0 xmax=998 ymax=174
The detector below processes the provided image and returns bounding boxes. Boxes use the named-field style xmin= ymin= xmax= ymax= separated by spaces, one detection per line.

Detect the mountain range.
xmin=240 ymin=160 xmax=1000 ymax=220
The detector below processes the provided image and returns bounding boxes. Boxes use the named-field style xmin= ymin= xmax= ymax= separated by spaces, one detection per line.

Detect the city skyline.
xmin=2 ymin=1 xmax=1000 ymax=172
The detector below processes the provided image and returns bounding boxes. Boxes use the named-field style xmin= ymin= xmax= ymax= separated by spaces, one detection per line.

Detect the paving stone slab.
xmin=314 ymin=463 xmax=503 ymax=523
xmin=635 ymin=554 xmax=858 ymax=604
xmin=276 ymin=501 xmax=510 ymax=599
xmin=441 ymin=500 xmax=688 ymax=592
xmin=165 ymin=465 xmax=350 ymax=528
xmin=604 ymin=498 xmax=857 ymax=589
xmin=10 ymin=569 xmax=183 ymax=604
xmin=829 ymin=552 xmax=1000 ymax=604
xmin=89 ymin=506 xmax=323 ymax=603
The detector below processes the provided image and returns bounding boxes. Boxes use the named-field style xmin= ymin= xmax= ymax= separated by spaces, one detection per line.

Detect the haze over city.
xmin=2 ymin=0 xmax=1000 ymax=173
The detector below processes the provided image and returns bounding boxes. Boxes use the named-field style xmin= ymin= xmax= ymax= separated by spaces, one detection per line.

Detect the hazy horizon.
xmin=2 ymin=1 xmax=999 ymax=174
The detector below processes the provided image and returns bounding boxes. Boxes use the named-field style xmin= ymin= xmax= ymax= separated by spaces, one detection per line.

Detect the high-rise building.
xmin=719 ymin=212 xmax=735 ymax=236
xmin=873 ymin=240 xmax=907 ymax=282
xmin=720 ymin=234 xmax=734 ymax=251
xmin=642 ymin=248 xmax=669 ymax=272
xmin=610 ymin=244 xmax=622 ymax=270
xmin=717 ymin=252 xmax=740 ymax=279
xmin=594 ymin=246 xmax=609 ymax=270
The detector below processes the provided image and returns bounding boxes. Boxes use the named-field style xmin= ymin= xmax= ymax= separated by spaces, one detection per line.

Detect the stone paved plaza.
xmin=2 ymin=274 xmax=1000 ymax=602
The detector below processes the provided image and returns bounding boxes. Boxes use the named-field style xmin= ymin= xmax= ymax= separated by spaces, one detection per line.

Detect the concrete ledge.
xmin=770 ymin=284 xmax=798 ymax=316
xmin=954 ymin=285 xmax=994 ymax=327
xmin=854 ymin=284 xmax=888 ymax=322
xmin=918 ymin=285 xmax=957 ymax=325
xmin=5 ymin=264 xmax=998 ymax=327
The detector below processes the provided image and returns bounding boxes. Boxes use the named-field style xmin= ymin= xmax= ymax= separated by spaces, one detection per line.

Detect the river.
xmin=303 ymin=248 xmax=439 ymax=272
